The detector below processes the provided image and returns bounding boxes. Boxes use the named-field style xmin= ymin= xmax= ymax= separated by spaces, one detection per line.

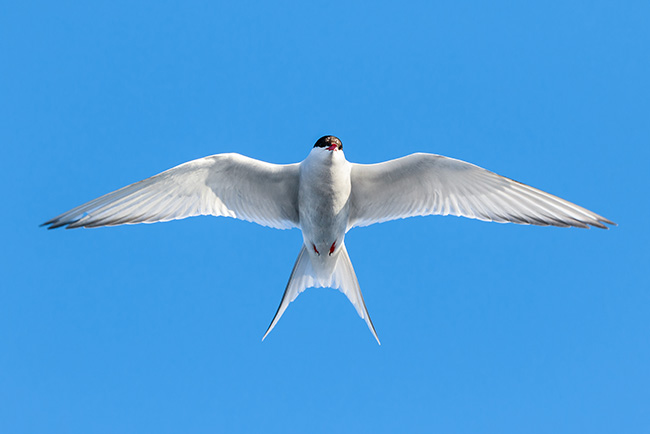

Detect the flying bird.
xmin=42 ymin=136 xmax=614 ymax=343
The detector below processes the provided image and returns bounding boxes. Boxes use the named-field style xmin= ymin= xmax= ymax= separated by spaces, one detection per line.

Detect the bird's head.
xmin=313 ymin=135 xmax=343 ymax=152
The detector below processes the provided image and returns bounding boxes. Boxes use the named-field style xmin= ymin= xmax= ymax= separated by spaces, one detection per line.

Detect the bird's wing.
xmin=349 ymin=153 xmax=614 ymax=229
xmin=42 ymin=153 xmax=300 ymax=230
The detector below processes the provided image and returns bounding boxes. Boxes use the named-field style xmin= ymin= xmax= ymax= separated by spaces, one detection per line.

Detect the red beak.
xmin=327 ymin=145 xmax=338 ymax=151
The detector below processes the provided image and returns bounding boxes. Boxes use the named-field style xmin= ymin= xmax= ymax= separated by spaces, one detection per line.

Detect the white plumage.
xmin=43 ymin=136 xmax=614 ymax=343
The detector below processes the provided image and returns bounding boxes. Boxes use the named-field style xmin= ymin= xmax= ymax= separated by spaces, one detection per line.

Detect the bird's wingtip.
xmin=40 ymin=219 xmax=56 ymax=229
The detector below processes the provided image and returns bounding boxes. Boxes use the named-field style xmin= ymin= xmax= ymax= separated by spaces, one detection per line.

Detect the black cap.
xmin=313 ymin=135 xmax=342 ymax=151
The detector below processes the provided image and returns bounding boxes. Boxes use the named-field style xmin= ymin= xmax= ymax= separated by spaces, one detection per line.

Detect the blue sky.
xmin=1 ymin=1 xmax=649 ymax=433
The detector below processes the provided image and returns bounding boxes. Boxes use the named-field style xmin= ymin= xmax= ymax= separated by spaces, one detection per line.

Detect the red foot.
xmin=312 ymin=244 xmax=320 ymax=256
xmin=329 ymin=240 xmax=336 ymax=256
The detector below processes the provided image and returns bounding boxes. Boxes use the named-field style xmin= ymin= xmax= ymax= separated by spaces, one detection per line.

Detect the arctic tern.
xmin=43 ymin=136 xmax=614 ymax=343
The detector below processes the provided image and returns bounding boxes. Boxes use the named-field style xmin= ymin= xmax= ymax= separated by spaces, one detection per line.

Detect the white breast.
xmin=298 ymin=148 xmax=352 ymax=260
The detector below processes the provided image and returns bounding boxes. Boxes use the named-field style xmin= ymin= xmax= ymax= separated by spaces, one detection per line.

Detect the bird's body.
xmin=299 ymin=147 xmax=350 ymax=267
xmin=43 ymin=136 xmax=614 ymax=343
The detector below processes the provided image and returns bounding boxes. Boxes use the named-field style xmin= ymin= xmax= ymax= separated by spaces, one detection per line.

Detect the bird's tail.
xmin=262 ymin=244 xmax=380 ymax=344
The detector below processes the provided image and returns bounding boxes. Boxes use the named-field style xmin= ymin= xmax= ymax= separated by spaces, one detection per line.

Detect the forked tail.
xmin=262 ymin=244 xmax=380 ymax=344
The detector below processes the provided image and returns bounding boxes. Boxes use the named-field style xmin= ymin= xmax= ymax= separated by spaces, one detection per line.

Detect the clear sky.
xmin=2 ymin=1 xmax=648 ymax=433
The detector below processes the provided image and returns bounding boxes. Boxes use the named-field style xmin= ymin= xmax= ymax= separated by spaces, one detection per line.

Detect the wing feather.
xmin=349 ymin=153 xmax=614 ymax=229
xmin=43 ymin=153 xmax=300 ymax=230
